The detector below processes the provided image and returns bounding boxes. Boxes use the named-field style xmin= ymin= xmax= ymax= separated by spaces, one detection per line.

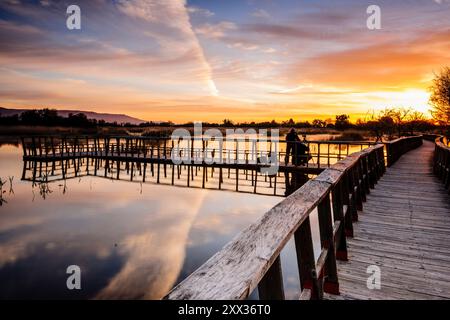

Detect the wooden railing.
xmin=433 ymin=136 xmax=450 ymax=193
xmin=384 ymin=136 xmax=423 ymax=167
xmin=164 ymin=144 xmax=386 ymax=300
xmin=20 ymin=135 xmax=376 ymax=169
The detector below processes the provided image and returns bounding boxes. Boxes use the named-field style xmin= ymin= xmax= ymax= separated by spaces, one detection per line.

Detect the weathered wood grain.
xmin=332 ymin=140 xmax=450 ymax=300
xmin=165 ymin=179 xmax=331 ymax=300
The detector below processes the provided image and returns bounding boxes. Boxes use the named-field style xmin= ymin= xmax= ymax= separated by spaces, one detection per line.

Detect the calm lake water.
xmin=0 ymin=135 xmax=340 ymax=299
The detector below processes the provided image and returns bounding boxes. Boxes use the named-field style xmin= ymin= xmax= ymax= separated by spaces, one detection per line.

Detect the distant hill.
xmin=0 ymin=107 xmax=146 ymax=125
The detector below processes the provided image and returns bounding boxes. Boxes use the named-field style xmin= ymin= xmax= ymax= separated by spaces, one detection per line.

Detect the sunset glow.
xmin=0 ymin=0 xmax=449 ymax=122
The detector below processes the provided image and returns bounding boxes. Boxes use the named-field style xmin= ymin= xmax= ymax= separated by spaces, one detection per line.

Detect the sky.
xmin=0 ymin=0 xmax=449 ymax=123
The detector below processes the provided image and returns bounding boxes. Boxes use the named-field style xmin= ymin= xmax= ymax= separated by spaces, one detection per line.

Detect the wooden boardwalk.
xmin=329 ymin=140 xmax=450 ymax=300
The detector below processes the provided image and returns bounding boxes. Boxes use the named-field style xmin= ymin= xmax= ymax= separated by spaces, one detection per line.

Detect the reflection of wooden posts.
xmin=51 ymin=137 xmax=56 ymax=157
xmin=21 ymin=136 xmax=394 ymax=199
xmin=164 ymin=139 xmax=167 ymax=178
xmin=157 ymin=139 xmax=160 ymax=184
xmin=74 ymin=137 xmax=78 ymax=176
xmin=60 ymin=137 xmax=65 ymax=179
xmin=38 ymin=137 xmax=42 ymax=157
xmin=94 ymin=138 xmax=98 ymax=156
xmin=32 ymin=161 xmax=37 ymax=182
xmin=245 ymin=152 xmax=249 ymax=180
xmin=31 ymin=137 xmax=36 ymax=157
xmin=187 ymin=166 xmax=190 ymax=187
xmin=202 ymin=166 xmax=206 ymax=189
xmin=130 ymin=162 xmax=134 ymax=181
xmin=273 ymin=174 xmax=277 ymax=196
xmin=84 ymin=136 xmax=88 ymax=155
xmin=143 ymin=143 xmax=147 ymax=183
xmin=151 ymin=145 xmax=154 ymax=176
xmin=191 ymin=138 xmax=194 ymax=181
xmin=21 ymin=137 xmax=27 ymax=157
xmin=171 ymin=164 xmax=175 ymax=185
xmin=219 ymin=167 xmax=223 ymax=189
xmin=21 ymin=160 xmax=27 ymax=180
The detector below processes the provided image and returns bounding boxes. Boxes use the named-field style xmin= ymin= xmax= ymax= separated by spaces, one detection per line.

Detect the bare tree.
xmin=430 ymin=67 xmax=450 ymax=135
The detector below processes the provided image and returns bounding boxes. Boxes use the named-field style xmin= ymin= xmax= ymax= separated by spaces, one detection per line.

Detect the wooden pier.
xmin=327 ymin=138 xmax=450 ymax=299
xmin=165 ymin=136 xmax=450 ymax=300
xmin=20 ymin=136 xmax=375 ymax=197
xmin=19 ymin=134 xmax=450 ymax=299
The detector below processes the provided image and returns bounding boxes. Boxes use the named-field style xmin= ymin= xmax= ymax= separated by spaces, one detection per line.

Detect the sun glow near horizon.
xmin=0 ymin=0 xmax=448 ymax=123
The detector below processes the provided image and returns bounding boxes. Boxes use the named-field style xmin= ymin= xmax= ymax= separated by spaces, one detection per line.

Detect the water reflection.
xmin=0 ymin=132 xmax=334 ymax=300
xmin=20 ymin=156 xmax=314 ymax=198
xmin=0 ymin=144 xmax=282 ymax=299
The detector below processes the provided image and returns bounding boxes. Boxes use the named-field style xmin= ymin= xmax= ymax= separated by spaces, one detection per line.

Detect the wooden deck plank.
xmin=331 ymin=140 xmax=450 ymax=300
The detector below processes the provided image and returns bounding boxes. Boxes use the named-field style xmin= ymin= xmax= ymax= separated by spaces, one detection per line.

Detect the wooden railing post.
xmin=257 ymin=256 xmax=285 ymax=300
xmin=361 ymin=154 xmax=370 ymax=195
xmin=354 ymin=158 xmax=366 ymax=204
xmin=332 ymin=180 xmax=348 ymax=261
xmin=317 ymin=193 xmax=339 ymax=295
xmin=348 ymin=166 xmax=360 ymax=220
xmin=294 ymin=217 xmax=320 ymax=299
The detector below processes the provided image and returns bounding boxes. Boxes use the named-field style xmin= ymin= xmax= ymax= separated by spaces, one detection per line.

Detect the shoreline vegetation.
xmin=0 ymin=107 xmax=444 ymax=142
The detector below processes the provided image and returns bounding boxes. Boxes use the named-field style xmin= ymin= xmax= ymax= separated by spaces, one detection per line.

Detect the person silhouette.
xmin=285 ymin=128 xmax=300 ymax=165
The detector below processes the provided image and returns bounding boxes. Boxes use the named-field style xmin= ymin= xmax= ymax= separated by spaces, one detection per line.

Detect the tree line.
xmin=0 ymin=109 xmax=113 ymax=128
xmin=1 ymin=67 xmax=449 ymax=140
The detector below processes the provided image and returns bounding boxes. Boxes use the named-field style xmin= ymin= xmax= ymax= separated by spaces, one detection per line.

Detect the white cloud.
xmin=229 ymin=42 xmax=259 ymax=51
xmin=251 ymin=9 xmax=270 ymax=19
xmin=195 ymin=21 xmax=237 ymax=39
xmin=115 ymin=0 xmax=218 ymax=96
xmin=187 ymin=6 xmax=214 ymax=17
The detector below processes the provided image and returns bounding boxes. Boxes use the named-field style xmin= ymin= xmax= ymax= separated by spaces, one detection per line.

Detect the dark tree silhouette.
xmin=335 ymin=114 xmax=351 ymax=130
xmin=430 ymin=67 xmax=450 ymax=135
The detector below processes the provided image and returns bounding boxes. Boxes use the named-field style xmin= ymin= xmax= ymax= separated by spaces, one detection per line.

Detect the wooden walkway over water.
xmin=166 ymin=136 xmax=450 ymax=301
xmin=329 ymin=140 xmax=450 ymax=300
xmin=20 ymin=136 xmax=375 ymax=197
xmin=18 ymin=134 xmax=450 ymax=300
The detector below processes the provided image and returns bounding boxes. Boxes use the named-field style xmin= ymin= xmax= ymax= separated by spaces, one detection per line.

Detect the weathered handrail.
xmin=433 ymin=136 xmax=450 ymax=193
xmin=164 ymin=144 xmax=386 ymax=300
xmin=384 ymin=136 xmax=423 ymax=167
